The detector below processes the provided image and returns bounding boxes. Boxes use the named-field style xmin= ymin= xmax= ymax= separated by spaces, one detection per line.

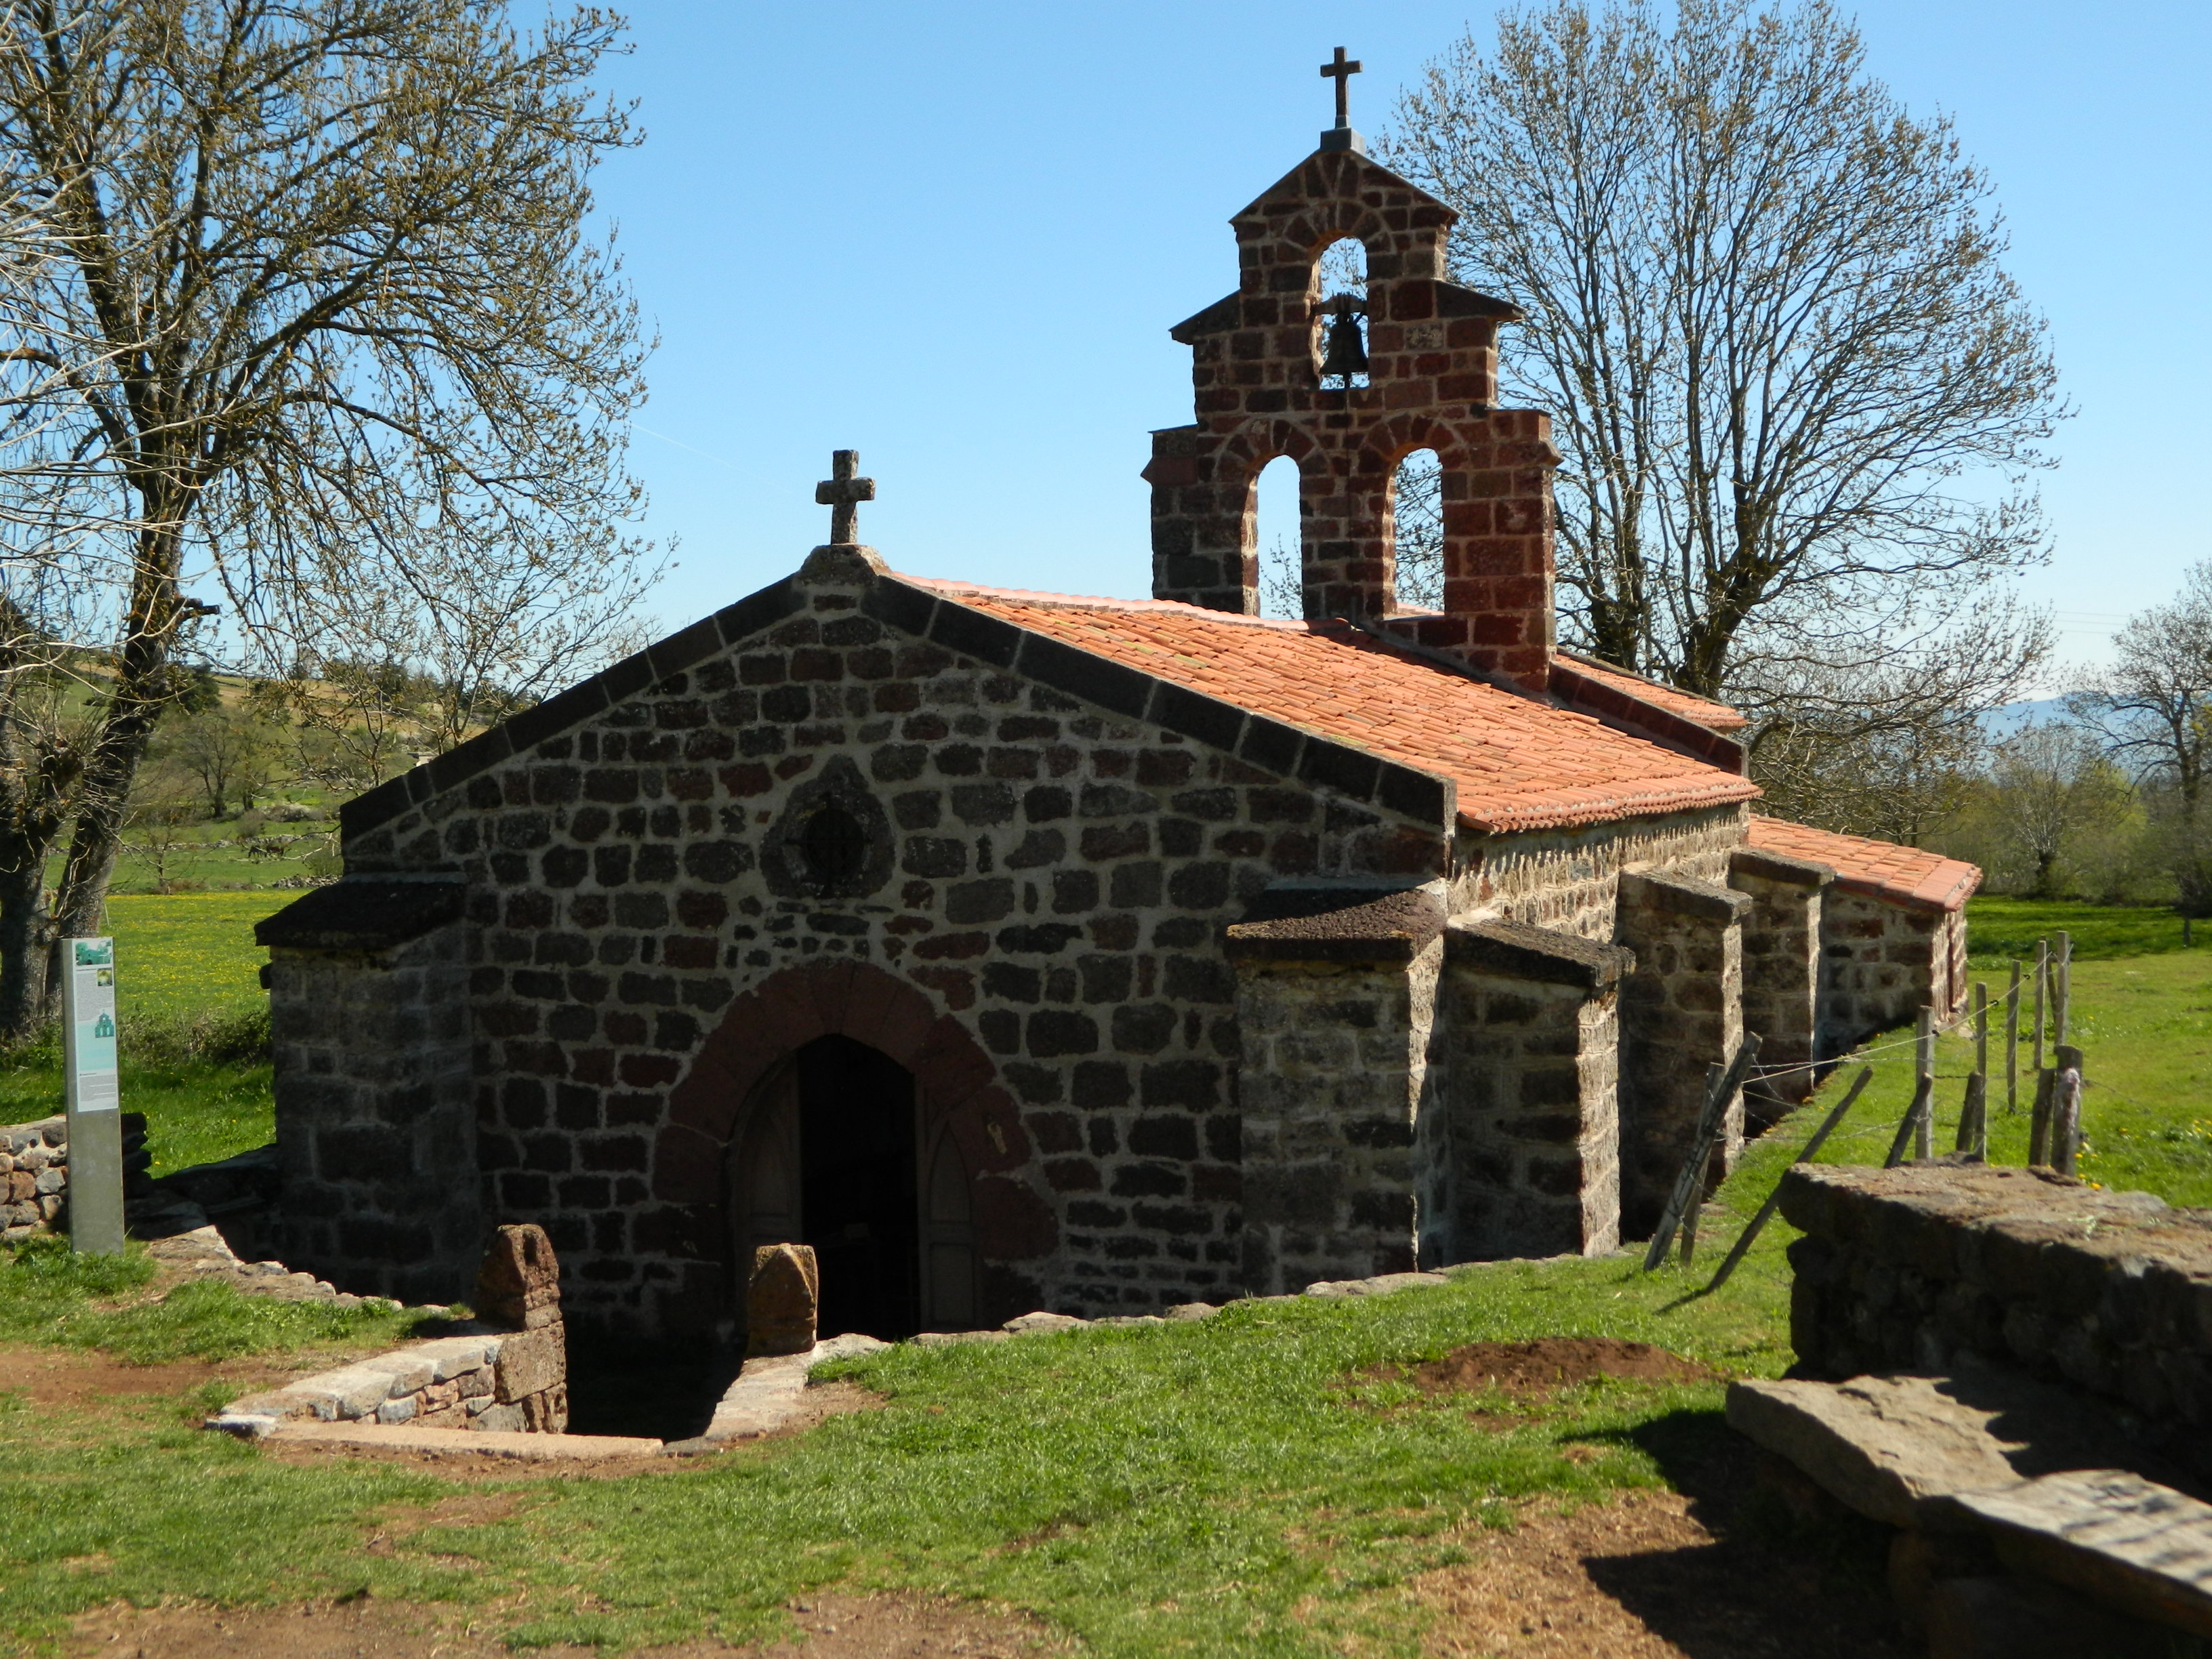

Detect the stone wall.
xmin=299 ymin=549 xmax=1455 ymax=1333
xmin=216 ymin=1326 xmax=565 ymax=1435
xmin=1817 ymin=891 xmax=1963 ymax=1056
xmin=0 ymin=1117 xmax=68 ymax=1239
xmin=263 ymin=890 xmax=480 ymax=1306
xmin=218 ymin=1220 xmax=569 ymax=1437
xmin=1439 ymin=920 xmax=1631 ymax=1261
xmin=1729 ymin=847 xmax=1830 ymax=1115
xmin=1779 ymin=1162 xmax=2212 ymax=1476
xmin=1447 ymin=806 xmax=1744 ymax=942
xmin=1614 ymin=872 xmax=1748 ymax=1238
xmin=1227 ymin=888 xmax=1444 ymax=1293
xmin=1 ymin=1113 xmax=157 ymax=1242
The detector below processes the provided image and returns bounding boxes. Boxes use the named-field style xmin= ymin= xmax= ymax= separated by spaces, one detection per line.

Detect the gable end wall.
xmin=322 ymin=561 xmax=1453 ymax=1334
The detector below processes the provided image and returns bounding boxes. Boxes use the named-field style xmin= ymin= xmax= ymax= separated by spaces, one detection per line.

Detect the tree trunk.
xmin=43 ymin=536 xmax=184 ymax=1014
xmin=48 ymin=710 xmax=163 ymax=986
xmin=0 ymin=854 xmax=52 ymax=1041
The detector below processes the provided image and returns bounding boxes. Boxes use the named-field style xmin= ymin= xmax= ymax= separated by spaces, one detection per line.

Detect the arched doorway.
xmin=726 ymin=1033 xmax=976 ymax=1341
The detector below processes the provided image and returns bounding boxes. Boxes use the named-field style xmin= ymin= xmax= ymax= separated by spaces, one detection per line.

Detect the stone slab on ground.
xmin=1944 ymin=1469 xmax=2212 ymax=1639
xmin=1727 ymin=1375 xmax=2024 ymax=1528
xmin=704 ymin=1333 xmax=893 ymax=1442
xmin=1727 ymin=1367 xmax=2178 ymax=1530
xmin=264 ymin=1420 xmax=661 ymax=1460
xmin=1304 ymin=1271 xmax=1452 ymax=1299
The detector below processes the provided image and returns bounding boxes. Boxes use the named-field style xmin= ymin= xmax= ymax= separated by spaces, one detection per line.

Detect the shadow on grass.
xmin=1552 ymin=1408 xmax=1906 ymax=1658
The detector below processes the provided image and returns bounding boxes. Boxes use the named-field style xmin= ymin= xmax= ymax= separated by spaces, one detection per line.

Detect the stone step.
xmin=1942 ymin=1470 xmax=2212 ymax=1640
xmin=266 ymin=1421 xmax=661 ymax=1460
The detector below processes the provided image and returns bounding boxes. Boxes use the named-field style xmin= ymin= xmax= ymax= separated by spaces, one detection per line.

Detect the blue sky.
xmin=593 ymin=1 xmax=2210 ymax=679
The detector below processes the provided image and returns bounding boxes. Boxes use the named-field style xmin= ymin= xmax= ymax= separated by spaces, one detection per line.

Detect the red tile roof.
xmin=909 ymin=578 xmax=1761 ymax=834
xmin=1745 ymin=815 xmax=1981 ymax=912
xmin=1555 ymin=650 xmax=1748 ymax=731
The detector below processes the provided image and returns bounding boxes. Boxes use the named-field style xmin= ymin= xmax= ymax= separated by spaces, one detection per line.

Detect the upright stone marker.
xmin=62 ymin=937 xmax=124 ymax=1254
xmin=747 ymin=1243 xmax=818 ymax=1357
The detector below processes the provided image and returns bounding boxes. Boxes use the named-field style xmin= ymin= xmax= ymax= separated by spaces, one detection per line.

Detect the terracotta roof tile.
xmin=1555 ymin=650 xmax=1749 ymax=731
xmin=1745 ymin=815 xmax=1982 ymax=912
xmin=907 ymin=577 xmax=1762 ymax=835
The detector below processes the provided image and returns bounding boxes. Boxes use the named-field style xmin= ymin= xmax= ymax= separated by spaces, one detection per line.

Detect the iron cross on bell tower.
xmin=1319 ymin=46 xmax=1365 ymax=155
xmin=815 ymin=449 xmax=876 ymax=546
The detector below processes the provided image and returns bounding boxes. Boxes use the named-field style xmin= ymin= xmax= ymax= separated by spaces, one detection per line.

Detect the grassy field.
xmin=1731 ymin=918 xmax=2212 ymax=1208
xmin=0 ymin=1229 xmax=1804 ymax=1655
xmin=1964 ymin=893 xmax=2207 ymax=964
xmin=0 ymin=893 xmax=278 ymax=1172
xmin=0 ymin=893 xmax=2200 ymax=1652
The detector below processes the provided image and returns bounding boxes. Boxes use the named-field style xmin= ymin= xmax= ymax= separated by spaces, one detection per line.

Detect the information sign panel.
xmin=61 ymin=937 xmax=124 ymax=1254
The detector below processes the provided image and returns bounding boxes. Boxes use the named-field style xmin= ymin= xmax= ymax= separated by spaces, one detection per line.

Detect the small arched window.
xmin=1254 ymin=454 xmax=1303 ymax=619
xmin=1391 ymin=449 xmax=1444 ymax=612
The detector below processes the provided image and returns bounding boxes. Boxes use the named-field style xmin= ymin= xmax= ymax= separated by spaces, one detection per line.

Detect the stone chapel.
xmin=255 ymin=93 xmax=1980 ymax=1339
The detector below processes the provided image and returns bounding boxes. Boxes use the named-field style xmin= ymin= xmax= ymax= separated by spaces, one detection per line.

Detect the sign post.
xmin=61 ymin=937 xmax=123 ymax=1255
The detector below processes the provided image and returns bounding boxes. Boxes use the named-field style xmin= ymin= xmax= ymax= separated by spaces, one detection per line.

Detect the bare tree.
xmin=2068 ymin=563 xmax=2212 ymax=918
xmin=1986 ymin=722 xmax=2133 ymax=899
xmin=2070 ymin=562 xmax=2212 ymax=812
xmin=0 ymin=0 xmax=655 ymax=1033
xmin=272 ymin=514 xmax=655 ymax=761
xmin=1387 ymin=0 xmax=2065 ymax=702
xmin=1746 ymin=600 xmax=2051 ymax=842
xmin=165 ymin=698 xmax=280 ymax=819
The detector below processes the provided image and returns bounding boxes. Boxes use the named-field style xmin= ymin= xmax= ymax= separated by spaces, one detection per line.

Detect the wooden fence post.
xmin=2030 ymin=1067 xmax=2056 ymax=1166
xmin=1955 ymin=983 xmax=1989 ymax=1158
xmin=2032 ymin=939 xmax=2049 ymax=1076
xmin=2004 ymin=960 xmax=2021 ymax=1115
xmin=1915 ymin=1007 xmax=1936 ymax=1160
xmin=2043 ymin=928 xmax=2062 ymax=1044
xmin=2053 ymin=1042 xmax=2084 ymax=1176
xmin=1644 ymin=1036 xmax=1762 ymax=1271
xmin=1886 ymin=1007 xmax=1938 ymax=1168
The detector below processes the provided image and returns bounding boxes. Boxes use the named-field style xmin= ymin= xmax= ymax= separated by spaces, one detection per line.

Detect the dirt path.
xmin=66 ymin=1592 xmax=1065 ymax=1658
xmin=1413 ymin=1488 xmax=1906 ymax=1658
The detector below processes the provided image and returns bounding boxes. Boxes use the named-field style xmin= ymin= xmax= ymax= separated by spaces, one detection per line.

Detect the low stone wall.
xmin=1778 ymin=1161 xmax=2212 ymax=1471
xmin=0 ymin=1116 xmax=68 ymax=1237
xmin=1 ymin=1112 xmax=167 ymax=1242
xmin=213 ymin=1326 xmax=566 ymax=1435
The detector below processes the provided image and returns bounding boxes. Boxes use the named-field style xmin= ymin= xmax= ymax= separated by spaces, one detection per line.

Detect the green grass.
xmin=0 ymin=1244 xmax=1807 ymax=1656
xmin=0 ymin=1235 xmax=421 ymax=1364
xmin=100 ymin=892 xmax=275 ymax=1024
xmin=1965 ymin=893 xmax=2200 ymax=964
xmin=0 ymin=893 xmax=281 ymax=1172
xmin=1729 ymin=946 xmax=2212 ymax=1209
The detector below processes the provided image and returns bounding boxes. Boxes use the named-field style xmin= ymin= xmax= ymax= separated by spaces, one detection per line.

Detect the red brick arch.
xmin=651 ymin=960 xmax=1052 ymax=1328
xmin=1219 ymin=416 xmax=1325 ymax=482
xmin=1359 ymin=413 xmax=1473 ymax=481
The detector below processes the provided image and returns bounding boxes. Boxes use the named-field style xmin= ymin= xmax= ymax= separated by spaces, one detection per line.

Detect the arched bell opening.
xmin=1309 ymin=236 xmax=1369 ymax=390
xmin=723 ymin=1033 xmax=978 ymax=1343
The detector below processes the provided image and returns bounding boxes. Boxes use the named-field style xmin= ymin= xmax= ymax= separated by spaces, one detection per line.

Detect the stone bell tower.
xmin=1142 ymin=51 xmax=1561 ymax=692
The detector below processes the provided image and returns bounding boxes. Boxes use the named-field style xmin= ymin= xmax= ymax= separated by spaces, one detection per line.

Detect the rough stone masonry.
xmin=257 ymin=88 xmax=1983 ymax=1340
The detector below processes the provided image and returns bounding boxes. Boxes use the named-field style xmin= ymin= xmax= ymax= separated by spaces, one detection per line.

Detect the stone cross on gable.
xmin=1321 ymin=46 xmax=1361 ymax=128
xmin=815 ymin=449 xmax=876 ymax=545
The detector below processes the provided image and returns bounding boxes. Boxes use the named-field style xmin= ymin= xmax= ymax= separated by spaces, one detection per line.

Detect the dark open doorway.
xmin=726 ymin=1028 xmax=977 ymax=1343
xmin=795 ymin=1034 xmax=920 ymax=1340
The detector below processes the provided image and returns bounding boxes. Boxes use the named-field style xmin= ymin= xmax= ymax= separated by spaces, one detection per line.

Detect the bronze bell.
xmin=1319 ymin=295 xmax=1368 ymax=382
